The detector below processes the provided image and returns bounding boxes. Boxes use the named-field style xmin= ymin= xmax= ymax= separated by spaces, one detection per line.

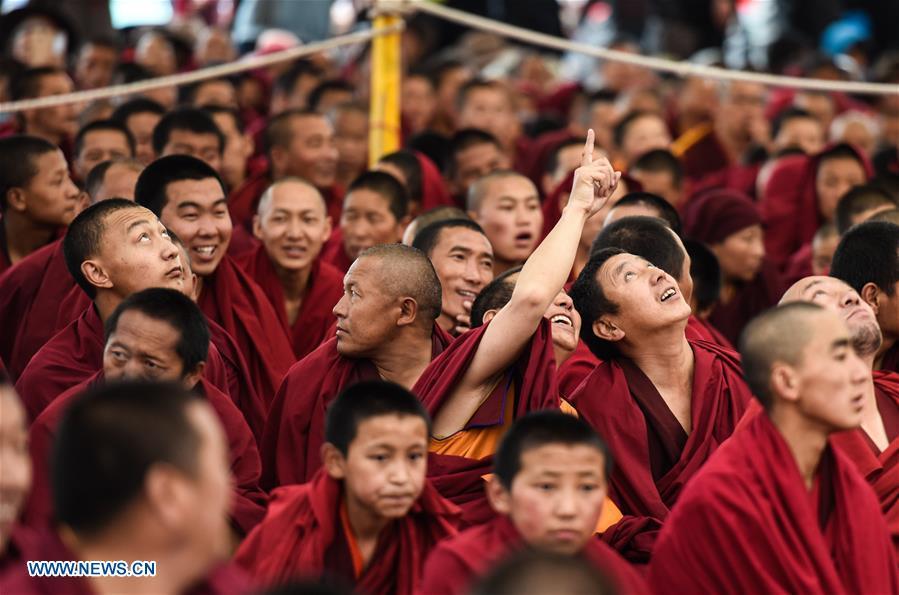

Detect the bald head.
xmin=359 ymin=244 xmax=442 ymax=322
xmin=780 ymin=276 xmax=882 ymax=358
xmin=739 ymin=302 xmax=830 ymax=410
xmin=256 ymin=176 xmax=326 ymax=219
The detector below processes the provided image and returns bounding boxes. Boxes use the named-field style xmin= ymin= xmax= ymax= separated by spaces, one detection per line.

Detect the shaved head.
xmin=780 ymin=275 xmax=882 ymax=357
xmin=256 ymin=176 xmax=325 ymax=218
xmin=357 ymin=244 xmax=442 ymax=324
xmin=739 ymin=302 xmax=829 ymax=409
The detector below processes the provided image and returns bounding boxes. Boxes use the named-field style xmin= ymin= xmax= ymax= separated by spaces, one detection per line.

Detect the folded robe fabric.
xmin=416 ymin=318 xmax=559 ymax=526
xmin=569 ymin=338 xmax=752 ymax=562
xmin=647 ymin=412 xmax=899 ymax=593
xmin=234 ymin=469 xmax=459 ymax=594
xmin=197 ymin=254 xmax=296 ymax=406
xmin=236 ymin=244 xmax=344 ymax=360
xmin=420 ymin=514 xmax=647 ymax=595
xmin=25 ymin=372 xmax=267 ymax=535
xmin=260 ymin=326 xmax=452 ymax=489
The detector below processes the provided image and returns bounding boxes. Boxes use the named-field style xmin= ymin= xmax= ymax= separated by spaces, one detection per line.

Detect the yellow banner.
xmin=368 ymin=14 xmax=402 ymax=166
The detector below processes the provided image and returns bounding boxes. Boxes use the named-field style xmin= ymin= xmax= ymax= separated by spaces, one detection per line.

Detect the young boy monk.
xmin=235 ymin=380 xmax=458 ymax=593
xmin=420 ymin=411 xmax=645 ymax=595
xmin=648 ymin=303 xmax=899 ymax=592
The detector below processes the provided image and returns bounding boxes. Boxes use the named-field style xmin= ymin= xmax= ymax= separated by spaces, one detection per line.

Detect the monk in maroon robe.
xmin=419 ymin=131 xmax=625 ymax=525
xmin=261 ymin=244 xmax=451 ymax=488
xmin=648 ymin=303 xmax=898 ymax=592
xmin=0 ymin=136 xmax=81 ymax=275
xmin=134 ymin=155 xmax=295 ymax=404
xmin=568 ymin=247 xmax=753 ymax=562
xmin=13 ymin=200 xmax=233 ymax=421
xmin=777 ymin=275 xmax=899 ymax=554
xmin=421 ymin=412 xmax=645 ymax=595
xmin=236 ymin=381 xmax=458 ymax=594
xmin=25 ymin=288 xmax=266 ymax=535
xmin=237 ymin=177 xmax=344 ymax=359
xmin=1 ymin=380 xmax=251 ymax=594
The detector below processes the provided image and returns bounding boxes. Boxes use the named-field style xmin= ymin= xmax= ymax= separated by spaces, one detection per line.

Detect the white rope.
xmin=0 ymin=23 xmax=405 ymax=114
xmin=411 ymin=0 xmax=899 ymax=96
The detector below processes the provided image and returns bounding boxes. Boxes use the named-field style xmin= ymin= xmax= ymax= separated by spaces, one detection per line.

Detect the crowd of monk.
xmin=1 ymin=28 xmax=899 ymax=595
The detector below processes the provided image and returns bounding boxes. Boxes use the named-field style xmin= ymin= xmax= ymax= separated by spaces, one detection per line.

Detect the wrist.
xmin=561 ymin=203 xmax=591 ymax=220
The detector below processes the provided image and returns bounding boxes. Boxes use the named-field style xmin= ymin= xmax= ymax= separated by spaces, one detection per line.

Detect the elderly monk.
xmin=775 ymin=275 xmax=899 ymax=555
xmin=238 ymin=177 xmax=343 ymax=359
xmin=1 ymin=381 xmax=250 ymax=594
xmin=568 ymin=247 xmax=753 ymax=562
xmin=648 ymin=303 xmax=898 ymax=593
xmin=25 ymin=288 xmax=267 ymax=537
xmin=261 ymin=244 xmax=452 ymax=489
xmin=417 ymin=130 xmax=623 ymax=525
xmin=135 ymin=154 xmax=295 ymax=404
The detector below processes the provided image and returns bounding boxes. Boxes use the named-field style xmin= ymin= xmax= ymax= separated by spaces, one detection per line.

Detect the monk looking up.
xmin=261 ymin=243 xmax=451 ymax=488
xmin=236 ymin=380 xmax=458 ymax=594
xmin=239 ymin=177 xmax=343 ymax=359
xmin=569 ymin=246 xmax=753 ymax=561
xmin=648 ymin=303 xmax=898 ymax=593
xmin=135 ymin=154 xmax=295 ymax=404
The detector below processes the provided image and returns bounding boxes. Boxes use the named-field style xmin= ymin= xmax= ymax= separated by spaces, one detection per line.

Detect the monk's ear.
xmin=182 ymin=362 xmax=205 ymax=391
xmin=5 ymin=187 xmax=27 ymax=213
xmin=770 ymin=362 xmax=800 ymax=403
xmin=485 ymin=476 xmax=512 ymax=516
xmin=241 ymin=133 xmax=254 ymax=159
xmin=269 ymin=146 xmax=287 ymax=174
xmin=466 ymin=210 xmax=480 ymax=223
xmin=81 ymin=259 xmax=113 ymax=291
xmin=481 ymin=309 xmax=499 ymax=325
xmin=252 ymin=215 xmax=263 ymax=241
xmin=144 ymin=463 xmax=191 ymax=531
xmin=860 ymin=282 xmax=881 ymax=314
xmin=396 ymin=297 xmax=419 ymax=327
xmin=321 ymin=443 xmax=347 ymax=480
xmin=321 ymin=216 xmax=333 ymax=241
xmin=592 ymin=316 xmax=624 ymax=343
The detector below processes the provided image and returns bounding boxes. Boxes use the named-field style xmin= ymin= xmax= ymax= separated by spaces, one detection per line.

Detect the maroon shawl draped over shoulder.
xmin=261 ymin=326 xmax=452 ymax=489
xmin=236 ymin=244 xmax=344 ymax=360
xmin=234 ymin=469 xmax=459 ymax=594
xmin=648 ymin=412 xmax=899 ymax=593
xmin=25 ymin=373 xmax=267 ymax=535
xmin=420 ymin=515 xmax=646 ymax=595
xmin=569 ymin=339 xmax=752 ymax=562
xmin=416 ymin=319 xmax=559 ymax=526
xmin=883 ymin=343 xmax=899 ymax=374
xmin=197 ymin=255 xmax=295 ymax=405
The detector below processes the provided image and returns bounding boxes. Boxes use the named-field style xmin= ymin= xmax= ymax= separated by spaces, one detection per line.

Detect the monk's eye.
xmin=536 ymin=483 xmax=556 ymax=492
xmin=624 ymin=271 xmax=635 ymax=281
xmin=138 ymin=233 xmax=150 ymax=242
xmin=579 ymin=483 xmax=599 ymax=492
xmin=369 ymin=454 xmax=388 ymax=462
xmin=408 ymin=452 xmax=424 ymax=461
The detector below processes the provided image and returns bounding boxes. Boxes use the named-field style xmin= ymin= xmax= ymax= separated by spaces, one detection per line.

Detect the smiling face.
xmin=428 ymin=226 xmax=494 ymax=330
xmin=0 ymin=386 xmax=30 ymax=553
xmin=254 ymin=181 xmax=331 ymax=273
xmin=489 ymin=443 xmax=607 ymax=555
xmin=275 ymin=115 xmax=338 ymax=189
xmin=340 ymin=189 xmax=403 ymax=261
xmin=593 ymin=253 xmax=691 ymax=342
xmin=327 ymin=414 xmax=428 ymax=520
xmin=159 ymin=177 xmax=231 ymax=277
xmin=90 ymin=207 xmax=184 ymax=297
xmin=471 ymin=176 xmax=542 ymax=267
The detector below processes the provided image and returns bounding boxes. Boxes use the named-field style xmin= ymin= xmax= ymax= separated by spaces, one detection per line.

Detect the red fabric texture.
xmin=420 ymin=515 xmax=646 ymax=595
xmin=676 ymin=126 xmax=731 ymax=181
xmin=647 ymin=412 xmax=899 ymax=593
xmin=416 ymin=319 xmax=560 ymax=526
xmin=569 ymin=339 xmax=752 ymax=561
xmin=25 ymin=372 xmax=267 ymax=535
xmin=236 ymin=244 xmax=344 ymax=360
xmin=260 ymin=327 xmax=452 ymax=489
xmin=234 ymin=469 xmax=459 ymax=594
xmin=416 ymin=152 xmax=454 ymax=211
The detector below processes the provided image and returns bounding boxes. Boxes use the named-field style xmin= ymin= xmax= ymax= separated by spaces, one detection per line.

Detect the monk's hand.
xmin=568 ymin=129 xmax=621 ymax=218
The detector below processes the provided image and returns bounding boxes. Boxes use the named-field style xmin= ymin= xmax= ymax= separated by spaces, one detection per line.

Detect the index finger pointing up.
xmin=582 ymin=128 xmax=595 ymax=167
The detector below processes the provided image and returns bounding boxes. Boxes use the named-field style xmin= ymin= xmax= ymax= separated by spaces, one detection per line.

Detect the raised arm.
xmin=432 ymin=131 xmax=620 ymax=437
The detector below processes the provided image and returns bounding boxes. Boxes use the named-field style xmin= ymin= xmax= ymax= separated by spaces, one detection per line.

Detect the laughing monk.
xmin=648 ymin=303 xmax=898 ymax=592
xmin=260 ymin=243 xmax=452 ymax=489
xmin=568 ymin=247 xmax=753 ymax=562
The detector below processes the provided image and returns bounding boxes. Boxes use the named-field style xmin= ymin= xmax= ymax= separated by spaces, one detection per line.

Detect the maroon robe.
xmin=14 ymin=306 xmax=233 ymax=423
xmin=197 ymin=255 xmax=295 ymax=405
xmin=0 ymin=528 xmax=251 ymax=595
xmin=416 ymin=151 xmax=454 ymax=212
xmin=236 ymin=244 xmax=344 ymax=360
xmin=25 ymin=372 xmax=267 ymax=535
xmin=234 ymin=469 xmax=459 ymax=593
xmin=0 ymin=525 xmax=41 ymax=582
xmin=420 ymin=515 xmax=646 ymax=595
xmin=261 ymin=327 xmax=452 ymax=489
xmin=705 ymin=261 xmax=785 ymax=346
xmin=569 ymin=339 xmax=753 ymax=562
xmin=417 ymin=319 xmax=559 ymax=526
xmin=671 ymin=123 xmax=731 ymax=181
xmin=319 ymin=228 xmax=353 ymax=273
xmin=647 ymin=412 xmax=899 ymax=593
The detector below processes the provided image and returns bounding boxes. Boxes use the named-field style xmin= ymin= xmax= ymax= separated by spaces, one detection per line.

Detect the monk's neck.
xmin=769 ymin=407 xmax=829 ymax=490
xmin=859 ymin=362 xmax=889 ymax=451
xmin=2 ymin=214 xmax=55 ymax=265
xmin=370 ymin=330 xmax=434 ymax=390
xmin=624 ymin=330 xmax=694 ymax=390
xmin=436 ymin=312 xmax=455 ymax=335
xmin=343 ymin=491 xmax=389 ymax=568
xmin=874 ymin=335 xmax=896 ymax=371
xmin=274 ymin=262 xmax=313 ymax=301
xmin=94 ymin=293 xmax=124 ymax=323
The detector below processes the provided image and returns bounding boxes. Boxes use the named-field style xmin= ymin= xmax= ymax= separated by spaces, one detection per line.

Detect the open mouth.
xmin=193 ymin=245 xmax=218 ymax=260
xmin=514 ymin=232 xmax=534 ymax=243
xmin=551 ymin=314 xmax=573 ymax=327
xmin=455 ymin=289 xmax=478 ymax=300
xmin=282 ymin=245 xmax=307 ymax=257
xmin=660 ymin=287 xmax=677 ymax=302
